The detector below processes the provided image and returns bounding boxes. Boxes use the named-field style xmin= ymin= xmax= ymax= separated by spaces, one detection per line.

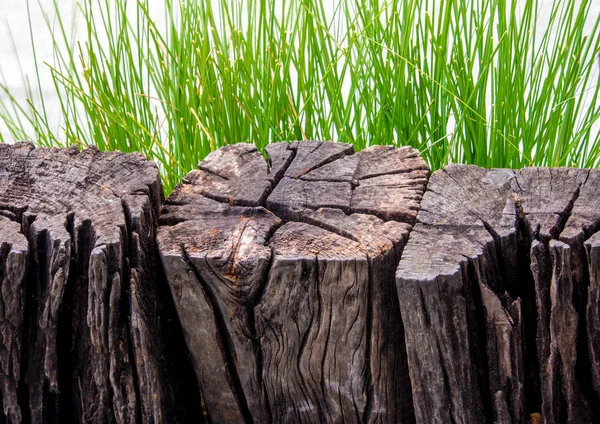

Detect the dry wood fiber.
xmin=0 ymin=142 xmax=201 ymax=423
xmin=157 ymin=141 xmax=429 ymax=423
xmin=397 ymin=165 xmax=600 ymax=424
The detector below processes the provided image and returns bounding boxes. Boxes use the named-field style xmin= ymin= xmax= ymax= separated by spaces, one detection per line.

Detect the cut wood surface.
xmin=3 ymin=140 xmax=600 ymax=424
xmin=157 ymin=141 xmax=429 ymax=423
xmin=397 ymin=165 xmax=600 ymax=424
xmin=0 ymin=142 xmax=201 ymax=423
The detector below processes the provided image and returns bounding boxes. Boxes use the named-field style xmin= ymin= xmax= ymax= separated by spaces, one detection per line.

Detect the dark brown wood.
xmin=6 ymin=140 xmax=599 ymax=423
xmin=0 ymin=215 xmax=27 ymax=423
xmin=0 ymin=142 xmax=201 ymax=423
xmin=397 ymin=165 xmax=600 ymax=424
xmin=157 ymin=141 xmax=429 ymax=423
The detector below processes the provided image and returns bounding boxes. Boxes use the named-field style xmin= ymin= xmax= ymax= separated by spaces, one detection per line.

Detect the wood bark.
xmin=397 ymin=165 xmax=600 ymax=424
xmin=3 ymin=140 xmax=600 ymax=424
xmin=157 ymin=141 xmax=429 ymax=423
xmin=0 ymin=142 xmax=201 ymax=423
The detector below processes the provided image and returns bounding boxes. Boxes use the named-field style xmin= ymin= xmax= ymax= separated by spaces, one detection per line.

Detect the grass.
xmin=0 ymin=0 xmax=599 ymax=195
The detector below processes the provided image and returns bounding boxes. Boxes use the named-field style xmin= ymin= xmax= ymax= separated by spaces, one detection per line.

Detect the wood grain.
xmin=397 ymin=165 xmax=600 ymax=424
xmin=158 ymin=141 xmax=429 ymax=423
xmin=4 ymin=140 xmax=600 ymax=423
xmin=0 ymin=142 xmax=200 ymax=423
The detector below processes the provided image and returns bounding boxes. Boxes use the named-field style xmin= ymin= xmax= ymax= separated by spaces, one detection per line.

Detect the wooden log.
xmin=0 ymin=142 xmax=201 ymax=423
xmin=397 ymin=165 xmax=600 ymax=424
xmin=3 ymin=139 xmax=600 ymax=423
xmin=157 ymin=141 xmax=429 ymax=423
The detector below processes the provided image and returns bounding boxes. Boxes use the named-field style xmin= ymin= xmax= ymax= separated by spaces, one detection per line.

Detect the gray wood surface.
xmin=397 ymin=165 xmax=600 ymax=424
xmin=0 ymin=142 xmax=200 ymax=423
xmin=158 ymin=141 xmax=429 ymax=423
xmin=3 ymin=140 xmax=600 ymax=424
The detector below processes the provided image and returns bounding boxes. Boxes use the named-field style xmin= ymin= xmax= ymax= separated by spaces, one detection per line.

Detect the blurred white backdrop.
xmin=0 ymin=0 xmax=168 ymax=138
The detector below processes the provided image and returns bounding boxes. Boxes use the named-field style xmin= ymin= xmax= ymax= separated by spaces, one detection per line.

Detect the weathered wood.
xmin=157 ymin=141 xmax=429 ymax=423
xmin=3 ymin=139 xmax=600 ymax=423
xmin=0 ymin=216 xmax=28 ymax=422
xmin=397 ymin=165 xmax=600 ymax=424
xmin=0 ymin=142 xmax=201 ymax=423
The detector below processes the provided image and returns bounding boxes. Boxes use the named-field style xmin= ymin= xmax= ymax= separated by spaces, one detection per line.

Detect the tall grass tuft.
xmin=1 ymin=0 xmax=599 ymax=194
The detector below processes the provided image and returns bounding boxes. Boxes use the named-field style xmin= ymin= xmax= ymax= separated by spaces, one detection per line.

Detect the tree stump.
xmin=0 ymin=143 xmax=200 ymax=423
xmin=157 ymin=141 xmax=429 ymax=423
xmin=397 ymin=165 xmax=600 ymax=424
xmin=6 ymin=140 xmax=599 ymax=424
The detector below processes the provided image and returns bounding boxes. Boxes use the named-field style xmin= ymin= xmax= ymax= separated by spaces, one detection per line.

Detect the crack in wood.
xmin=180 ymin=246 xmax=255 ymax=424
xmin=158 ymin=141 xmax=426 ymax=423
xmin=398 ymin=165 xmax=600 ymax=424
xmin=0 ymin=143 xmax=197 ymax=423
xmin=4 ymin=141 xmax=600 ymax=423
xmin=119 ymin=199 xmax=144 ymax=423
